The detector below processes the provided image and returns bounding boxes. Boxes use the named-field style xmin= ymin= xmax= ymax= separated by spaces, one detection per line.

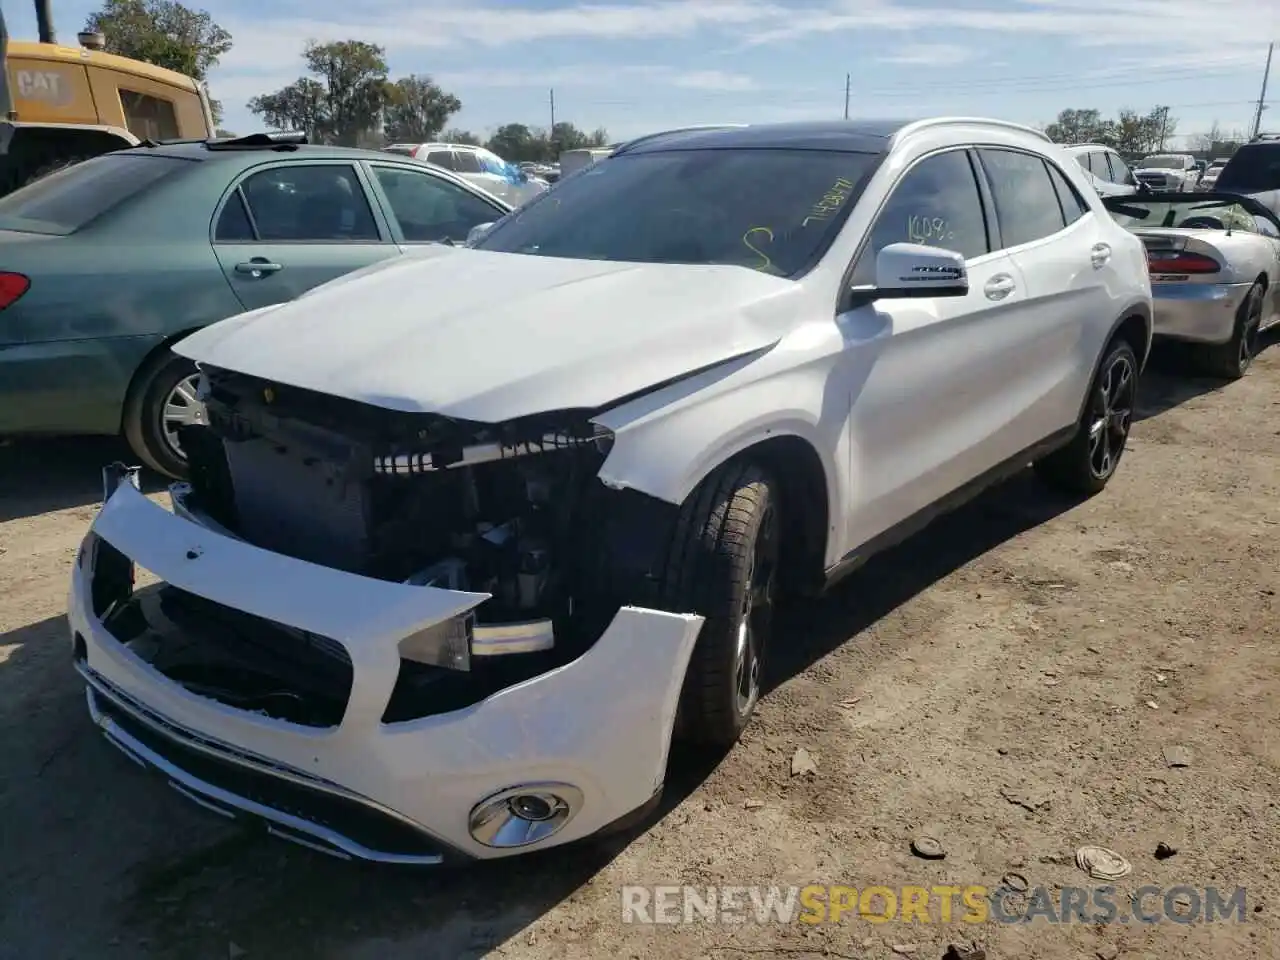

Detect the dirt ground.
xmin=2 ymin=342 xmax=1278 ymax=960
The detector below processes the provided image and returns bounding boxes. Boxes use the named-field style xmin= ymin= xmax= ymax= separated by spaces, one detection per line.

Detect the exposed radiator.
xmin=223 ymin=437 xmax=372 ymax=572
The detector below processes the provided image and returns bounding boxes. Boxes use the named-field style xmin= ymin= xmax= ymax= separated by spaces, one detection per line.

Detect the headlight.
xmin=398 ymin=613 xmax=475 ymax=670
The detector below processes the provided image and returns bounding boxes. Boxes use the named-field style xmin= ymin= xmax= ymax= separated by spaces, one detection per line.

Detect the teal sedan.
xmin=0 ymin=133 xmax=510 ymax=477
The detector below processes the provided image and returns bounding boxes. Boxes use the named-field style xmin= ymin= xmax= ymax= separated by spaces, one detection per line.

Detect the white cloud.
xmin=742 ymin=0 xmax=1279 ymax=66
xmin=431 ymin=63 xmax=757 ymax=92
xmin=672 ymin=70 xmax=759 ymax=92
xmin=877 ymin=43 xmax=973 ymax=67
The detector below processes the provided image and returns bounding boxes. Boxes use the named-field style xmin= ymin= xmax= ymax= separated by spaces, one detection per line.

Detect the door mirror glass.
xmin=466 ymin=221 xmax=495 ymax=245
xmin=868 ymin=242 xmax=968 ymax=299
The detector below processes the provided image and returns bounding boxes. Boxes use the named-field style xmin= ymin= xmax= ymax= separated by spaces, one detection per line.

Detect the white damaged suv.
xmin=71 ymin=118 xmax=1152 ymax=865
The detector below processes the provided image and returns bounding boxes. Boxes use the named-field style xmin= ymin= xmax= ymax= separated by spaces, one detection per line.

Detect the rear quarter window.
xmin=0 ymin=153 xmax=190 ymax=235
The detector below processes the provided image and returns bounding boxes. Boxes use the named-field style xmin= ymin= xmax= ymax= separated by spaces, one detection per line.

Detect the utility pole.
xmin=549 ymin=88 xmax=556 ymax=131
xmin=1251 ymin=42 xmax=1273 ymax=140
xmin=843 ymin=73 xmax=850 ymax=120
xmin=1157 ymin=105 xmax=1170 ymax=150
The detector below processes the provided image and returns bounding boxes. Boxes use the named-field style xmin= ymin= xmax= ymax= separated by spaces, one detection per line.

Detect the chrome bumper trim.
xmin=78 ymin=663 xmax=448 ymax=865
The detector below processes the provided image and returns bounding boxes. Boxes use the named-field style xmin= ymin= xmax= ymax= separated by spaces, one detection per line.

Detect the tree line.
xmin=82 ymin=2 xmax=1247 ymax=165
xmin=79 ymin=0 xmax=610 ymax=160
xmin=1042 ymin=107 xmax=1248 ymax=157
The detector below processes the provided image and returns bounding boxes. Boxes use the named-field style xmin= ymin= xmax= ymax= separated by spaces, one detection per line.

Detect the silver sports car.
xmin=1104 ymin=191 xmax=1280 ymax=379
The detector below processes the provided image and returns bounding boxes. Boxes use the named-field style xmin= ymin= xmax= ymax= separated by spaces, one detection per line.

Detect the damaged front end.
xmin=71 ymin=365 xmax=706 ymax=862
xmin=158 ymin=365 xmax=682 ymax=724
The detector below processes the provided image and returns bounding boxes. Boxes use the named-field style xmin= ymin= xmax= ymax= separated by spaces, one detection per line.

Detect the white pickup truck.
xmin=1133 ymin=153 xmax=1200 ymax=192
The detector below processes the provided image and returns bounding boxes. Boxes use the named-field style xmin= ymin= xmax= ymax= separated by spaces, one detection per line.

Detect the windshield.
xmin=1216 ymin=144 xmax=1280 ymax=192
xmin=0 ymin=153 xmax=189 ymax=235
xmin=1140 ymin=156 xmax=1187 ymax=170
xmin=471 ymin=148 xmax=882 ymax=277
xmin=1107 ymin=198 xmax=1263 ymax=233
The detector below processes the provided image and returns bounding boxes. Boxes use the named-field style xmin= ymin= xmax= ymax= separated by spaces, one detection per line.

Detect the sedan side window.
xmin=453 ymin=151 xmax=483 ymax=174
xmin=978 ymin=149 xmax=1068 ymax=249
xmin=372 ymin=165 xmax=501 ymax=243
xmin=1084 ymin=152 xmax=1106 ymax=179
xmin=237 ymin=165 xmax=379 ymax=242
xmin=425 ymin=150 xmax=457 ymax=171
xmin=1108 ymin=153 xmax=1136 ymax=186
xmin=852 ymin=150 xmax=989 ymax=284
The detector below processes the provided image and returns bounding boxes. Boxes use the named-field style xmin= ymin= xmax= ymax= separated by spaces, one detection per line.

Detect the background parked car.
xmin=1215 ymin=135 xmax=1280 ymax=218
xmin=1132 ymin=153 xmax=1200 ymax=192
xmin=1198 ymin=158 xmax=1231 ymax=190
xmin=1060 ymin=143 xmax=1139 ymax=197
xmin=382 ymin=142 xmax=548 ymax=205
xmin=1103 ymin=191 xmax=1280 ymax=379
xmin=0 ymin=132 xmax=511 ymax=477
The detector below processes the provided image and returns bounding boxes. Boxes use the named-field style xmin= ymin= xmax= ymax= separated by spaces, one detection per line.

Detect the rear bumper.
xmin=69 ymin=481 xmax=703 ymax=863
xmin=1151 ymin=280 xmax=1251 ymax=344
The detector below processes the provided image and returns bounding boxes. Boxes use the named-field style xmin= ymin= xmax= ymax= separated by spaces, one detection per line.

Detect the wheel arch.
xmin=724 ymin=434 xmax=831 ymax=596
xmin=600 ymin=423 xmax=837 ymax=598
xmin=119 ymin=326 xmax=203 ymax=432
xmin=1110 ymin=301 xmax=1152 ymax=372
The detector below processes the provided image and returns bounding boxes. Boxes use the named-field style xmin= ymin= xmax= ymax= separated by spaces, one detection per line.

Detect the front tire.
xmin=661 ymin=460 xmax=780 ymax=748
xmin=1201 ymin=282 xmax=1263 ymax=381
xmin=122 ymin=350 xmax=203 ymax=479
xmin=1035 ymin=338 xmax=1139 ymax=496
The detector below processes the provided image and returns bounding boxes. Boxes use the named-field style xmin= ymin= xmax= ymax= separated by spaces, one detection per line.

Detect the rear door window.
xmin=978 ymin=149 xmax=1068 ymax=247
xmin=0 ymin=153 xmax=190 ymax=235
xmin=425 ymin=150 xmax=457 ymax=171
xmin=235 ymin=164 xmax=380 ymax=242
xmin=452 ymin=150 xmax=483 ymax=174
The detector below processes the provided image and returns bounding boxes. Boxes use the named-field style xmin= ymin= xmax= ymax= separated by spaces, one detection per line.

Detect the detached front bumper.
xmin=69 ymin=481 xmax=703 ymax=864
xmin=1151 ymin=280 xmax=1252 ymax=344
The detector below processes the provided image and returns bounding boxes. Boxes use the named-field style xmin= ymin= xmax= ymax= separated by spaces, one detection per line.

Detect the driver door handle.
xmin=235 ymin=257 xmax=283 ymax=277
xmin=984 ymin=274 xmax=1016 ymax=301
xmin=1090 ymin=243 xmax=1112 ymax=268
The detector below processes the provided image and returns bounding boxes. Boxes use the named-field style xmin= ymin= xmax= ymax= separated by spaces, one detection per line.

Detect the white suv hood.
xmin=175 ymin=249 xmax=799 ymax=422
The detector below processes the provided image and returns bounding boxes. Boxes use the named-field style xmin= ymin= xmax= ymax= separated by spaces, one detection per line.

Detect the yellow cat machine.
xmin=0 ymin=0 xmax=215 ymax=193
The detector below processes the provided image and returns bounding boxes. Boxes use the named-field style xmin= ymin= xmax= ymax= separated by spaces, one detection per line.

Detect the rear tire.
xmin=122 ymin=350 xmax=202 ymax=479
xmin=1201 ymin=282 xmax=1263 ymax=381
xmin=660 ymin=459 xmax=780 ymax=748
xmin=1034 ymin=338 xmax=1139 ymax=497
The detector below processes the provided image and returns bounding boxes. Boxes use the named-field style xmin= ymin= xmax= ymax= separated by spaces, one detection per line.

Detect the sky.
xmin=10 ymin=0 xmax=1280 ymax=149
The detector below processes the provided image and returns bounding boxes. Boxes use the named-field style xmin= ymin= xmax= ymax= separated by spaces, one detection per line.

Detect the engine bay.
xmin=110 ymin=365 xmax=677 ymax=725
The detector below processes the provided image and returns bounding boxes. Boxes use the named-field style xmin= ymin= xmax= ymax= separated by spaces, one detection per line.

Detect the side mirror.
xmin=866 ymin=242 xmax=968 ymax=299
xmin=466 ymin=222 xmax=495 ymax=246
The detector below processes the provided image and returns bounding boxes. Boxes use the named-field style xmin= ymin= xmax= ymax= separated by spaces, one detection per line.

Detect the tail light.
xmin=0 ymin=272 xmax=29 ymax=310
xmin=1146 ymin=251 xmax=1221 ymax=274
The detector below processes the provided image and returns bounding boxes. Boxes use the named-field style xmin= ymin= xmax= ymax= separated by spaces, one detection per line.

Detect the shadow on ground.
xmin=0 ymin=457 xmax=1088 ymax=960
xmin=1133 ymin=331 xmax=1279 ymax=423
xmin=0 ymin=437 xmax=166 ymax=523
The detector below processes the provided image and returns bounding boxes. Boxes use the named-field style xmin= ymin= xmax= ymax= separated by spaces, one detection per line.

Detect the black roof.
xmin=617 ymin=119 xmax=918 ymax=156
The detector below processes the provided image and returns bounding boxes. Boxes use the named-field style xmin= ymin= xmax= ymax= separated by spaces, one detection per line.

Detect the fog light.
xmin=468 ymin=783 xmax=584 ymax=848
